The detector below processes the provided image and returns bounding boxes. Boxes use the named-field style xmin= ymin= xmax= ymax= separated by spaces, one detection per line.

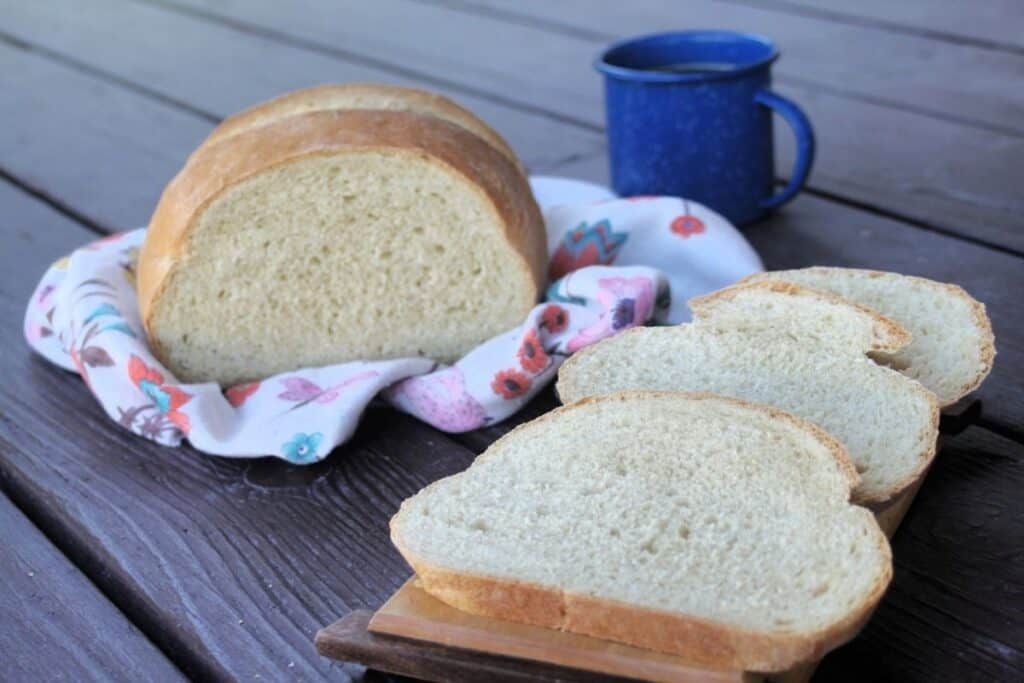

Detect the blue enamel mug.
xmin=596 ymin=31 xmax=815 ymax=225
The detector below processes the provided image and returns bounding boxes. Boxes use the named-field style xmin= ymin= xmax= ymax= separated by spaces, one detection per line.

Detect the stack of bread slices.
xmin=391 ymin=267 xmax=994 ymax=672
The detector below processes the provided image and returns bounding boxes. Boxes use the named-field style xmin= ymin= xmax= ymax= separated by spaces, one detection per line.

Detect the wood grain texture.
xmin=754 ymin=0 xmax=1024 ymax=52
xmin=0 ymin=178 xmax=478 ymax=680
xmin=553 ymin=154 xmax=1024 ymax=441
xmin=158 ymin=0 xmax=1024 ymax=252
xmin=0 ymin=494 xmax=185 ymax=682
xmin=815 ymin=426 xmax=1024 ymax=681
xmin=0 ymin=0 xmax=602 ymax=173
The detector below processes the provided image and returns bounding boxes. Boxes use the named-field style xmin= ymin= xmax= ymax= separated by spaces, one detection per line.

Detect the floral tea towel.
xmin=24 ymin=176 xmax=763 ymax=463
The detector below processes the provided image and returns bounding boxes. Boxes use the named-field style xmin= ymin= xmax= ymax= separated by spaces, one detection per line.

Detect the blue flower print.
xmin=282 ymin=432 xmax=324 ymax=464
xmin=84 ymin=302 xmax=119 ymax=325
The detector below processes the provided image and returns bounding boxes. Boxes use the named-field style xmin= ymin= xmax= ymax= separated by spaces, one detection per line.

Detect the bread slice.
xmin=199 ymin=83 xmax=526 ymax=176
xmin=391 ymin=392 xmax=892 ymax=672
xmin=744 ymin=268 xmax=995 ymax=406
xmin=689 ymin=280 xmax=911 ymax=354
xmin=557 ymin=324 xmax=939 ymax=505
xmin=138 ymin=109 xmax=546 ymax=385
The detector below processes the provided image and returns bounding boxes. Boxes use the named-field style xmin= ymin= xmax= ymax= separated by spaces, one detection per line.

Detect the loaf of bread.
xmin=138 ymin=93 xmax=545 ymax=385
xmin=744 ymin=268 xmax=995 ymax=405
xmin=391 ymin=392 xmax=892 ymax=671
xmin=557 ymin=285 xmax=940 ymax=505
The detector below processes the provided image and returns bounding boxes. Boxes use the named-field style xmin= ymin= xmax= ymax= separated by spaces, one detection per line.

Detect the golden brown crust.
xmin=198 ymin=83 xmax=526 ymax=176
xmin=962 ymin=295 xmax=997 ymax=404
xmin=138 ymin=109 xmax=546 ymax=347
xmin=743 ymin=267 xmax=997 ymax=406
xmin=689 ymin=280 xmax=913 ymax=354
xmin=403 ymin=552 xmax=891 ymax=673
xmin=391 ymin=391 xmax=892 ymax=672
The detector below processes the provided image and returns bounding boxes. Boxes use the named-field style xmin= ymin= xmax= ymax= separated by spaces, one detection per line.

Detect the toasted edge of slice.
xmin=689 ymin=280 xmax=912 ymax=354
xmin=391 ymin=391 xmax=892 ymax=672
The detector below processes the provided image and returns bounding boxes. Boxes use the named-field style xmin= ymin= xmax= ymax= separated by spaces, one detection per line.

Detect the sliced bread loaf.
xmin=744 ymin=268 xmax=995 ymax=405
xmin=139 ymin=109 xmax=546 ymax=385
xmin=391 ymin=392 xmax=892 ymax=672
xmin=689 ymin=280 xmax=911 ymax=354
xmin=198 ymin=83 xmax=526 ymax=175
xmin=557 ymin=323 xmax=939 ymax=505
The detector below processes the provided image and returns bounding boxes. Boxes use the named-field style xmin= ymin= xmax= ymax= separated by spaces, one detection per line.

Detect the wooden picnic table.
xmin=1 ymin=1 xmax=1021 ymax=680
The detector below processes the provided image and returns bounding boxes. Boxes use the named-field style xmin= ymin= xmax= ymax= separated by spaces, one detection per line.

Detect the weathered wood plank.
xmin=816 ymin=426 xmax=1024 ymax=681
xmin=0 ymin=0 xmax=601 ymax=174
xmin=758 ymin=0 xmax=1024 ymax=52
xmin=0 ymin=177 xmax=480 ymax=679
xmin=0 ymin=493 xmax=186 ymax=682
xmin=549 ymin=153 xmax=1024 ymax=441
xmin=156 ymin=0 xmax=1024 ymax=254
xmin=0 ymin=40 xmax=209 ymax=230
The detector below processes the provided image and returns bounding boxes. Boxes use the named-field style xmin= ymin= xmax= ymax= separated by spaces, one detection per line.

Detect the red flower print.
xmin=491 ymin=369 xmax=532 ymax=399
xmin=517 ymin=330 xmax=550 ymax=374
xmin=128 ymin=355 xmax=193 ymax=433
xmin=671 ymin=214 xmax=705 ymax=238
xmin=541 ymin=304 xmax=569 ymax=334
xmin=225 ymin=381 xmax=261 ymax=407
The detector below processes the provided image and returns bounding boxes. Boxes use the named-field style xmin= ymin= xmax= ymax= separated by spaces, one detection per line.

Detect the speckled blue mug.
xmin=596 ymin=31 xmax=815 ymax=225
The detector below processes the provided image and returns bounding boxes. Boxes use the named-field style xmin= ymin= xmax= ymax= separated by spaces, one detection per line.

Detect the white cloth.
xmin=24 ymin=177 xmax=762 ymax=463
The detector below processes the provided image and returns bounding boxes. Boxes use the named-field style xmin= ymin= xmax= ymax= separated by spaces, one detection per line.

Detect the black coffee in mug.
xmin=646 ymin=61 xmax=738 ymax=74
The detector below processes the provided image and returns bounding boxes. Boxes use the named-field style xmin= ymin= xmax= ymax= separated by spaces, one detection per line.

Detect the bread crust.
xmin=391 ymin=391 xmax=893 ymax=672
xmin=689 ymin=280 xmax=913 ymax=353
xmin=198 ymin=83 xmax=526 ymax=176
xmin=743 ymin=267 xmax=996 ymax=406
xmin=555 ymin=325 xmax=940 ymax=506
xmin=138 ymin=109 xmax=546 ymax=357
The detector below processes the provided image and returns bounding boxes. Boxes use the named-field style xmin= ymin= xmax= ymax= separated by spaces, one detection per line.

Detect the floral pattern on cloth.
xmin=23 ymin=177 xmax=763 ymax=463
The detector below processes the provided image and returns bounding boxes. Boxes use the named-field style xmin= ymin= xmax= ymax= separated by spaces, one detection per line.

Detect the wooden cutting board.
xmin=316 ymin=406 xmax=976 ymax=681
xmin=315 ymin=476 xmax=922 ymax=682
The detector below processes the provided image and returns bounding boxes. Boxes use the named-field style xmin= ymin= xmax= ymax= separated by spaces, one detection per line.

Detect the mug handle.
xmin=755 ymin=90 xmax=815 ymax=209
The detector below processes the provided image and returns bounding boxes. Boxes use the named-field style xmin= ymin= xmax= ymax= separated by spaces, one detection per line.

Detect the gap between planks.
xmin=0 ymin=166 xmax=110 ymax=237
